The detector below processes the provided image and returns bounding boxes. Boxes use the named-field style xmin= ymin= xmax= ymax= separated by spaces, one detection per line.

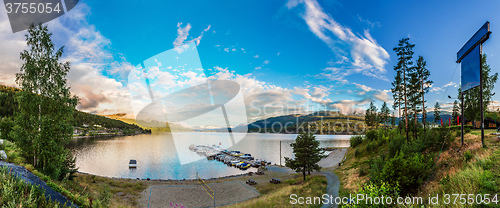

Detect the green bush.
xmin=465 ymin=127 xmax=471 ymax=133
xmin=365 ymin=142 xmax=375 ymax=152
xmin=365 ymin=130 xmax=378 ymax=141
xmin=388 ymin=134 xmax=405 ymax=158
xmin=373 ymin=151 xmax=433 ymax=195
xmin=100 ymin=184 xmax=112 ymax=206
xmin=354 ymin=148 xmax=362 ymax=158
xmin=342 ymin=182 xmax=400 ymax=208
xmin=464 ymin=150 xmax=473 ymax=162
xmin=350 ymin=135 xmax=364 ymax=148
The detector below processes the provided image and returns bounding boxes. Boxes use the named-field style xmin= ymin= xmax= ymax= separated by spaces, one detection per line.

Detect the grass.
xmin=335 ymin=128 xmax=500 ymax=208
xmin=225 ymin=175 xmax=327 ymax=208
xmin=3 ymin=139 xmax=149 ymax=208
xmin=0 ymin=166 xmax=65 ymax=208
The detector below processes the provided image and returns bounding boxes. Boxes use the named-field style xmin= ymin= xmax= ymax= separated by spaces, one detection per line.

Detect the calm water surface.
xmin=68 ymin=132 xmax=350 ymax=180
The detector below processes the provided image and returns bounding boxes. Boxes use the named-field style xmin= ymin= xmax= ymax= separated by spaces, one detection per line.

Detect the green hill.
xmin=0 ymin=85 xmax=150 ymax=137
xmin=247 ymin=111 xmax=365 ymax=134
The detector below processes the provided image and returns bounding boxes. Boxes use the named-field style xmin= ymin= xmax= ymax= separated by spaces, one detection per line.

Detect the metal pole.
xmin=480 ymin=44 xmax=485 ymax=147
xmin=279 ymin=140 xmax=282 ymax=166
xmin=461 ymin=92 xmax=464 ymax=145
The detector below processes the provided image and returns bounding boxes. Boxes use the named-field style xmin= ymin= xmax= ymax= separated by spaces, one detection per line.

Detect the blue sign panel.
xmin=461 ymin=46 xmax=481 ymax=92
xmin=457 ymin=22 xmax=490 ymax=63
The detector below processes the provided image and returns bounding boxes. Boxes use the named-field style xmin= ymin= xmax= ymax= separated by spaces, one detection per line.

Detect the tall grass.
xmin=0 ymin=166 xmax=64 ymax=208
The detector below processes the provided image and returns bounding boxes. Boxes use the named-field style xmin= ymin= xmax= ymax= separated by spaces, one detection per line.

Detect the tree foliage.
xmin=11 ymin=24 xmax=78 ymax=180
xmin=365 ymin=102 xmax=378 ymax=127
xmin=284 ymin=133 xmax=326 ymax=180
xmin=379 ymin=102 xmax=390 ymax=125
xmin=434 ymin=102 xmax=441 ymax=124
xmin=414 ymin=56 xmax=432 ymax=129
xmin=393 ymin=38 xmax=415 ymax=139
xmin=452 ymin=100 xmax=459 ymax=125
xmin=459 ymin=54 xmax=498 ymax=123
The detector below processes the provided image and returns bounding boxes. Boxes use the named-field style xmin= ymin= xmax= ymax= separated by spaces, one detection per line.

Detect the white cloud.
xmin=224 ymin=48 xmax=230 ymax=52
xmin=255 ymin=66 xmax=262 ymax=70
xmin=208 ymin=67 xmax=335 ymax=121
xmin=0 ymin=3 xmax=135 ymax=115
xmin=173 ymin=23 xmax=210 ymax=53
xmin=253 ymin=54 xmax=259 ymax=58
xmin=443 ymin=81 xmax=457 ymax=88
xmin=354 ymin=83 xmax=373 ymax=92
xmin=287 ymin=0 xmax=390 ymax=81
xmin=263 ymin=60 xmax=270 ymax=65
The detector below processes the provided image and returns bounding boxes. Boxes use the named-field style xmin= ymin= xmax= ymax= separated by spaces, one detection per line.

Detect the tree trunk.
xmin=414 ymin=110 xmax=417 ymax=139
xmin=399 ymin=103 xmax=401 ymax=134
xmin=422 ymin=82 xmax=426 ymax=131
xmin=303 ymin=169 xmax=306 ymax=181
xmin=404 ymin=68 xmax=409 ymax=141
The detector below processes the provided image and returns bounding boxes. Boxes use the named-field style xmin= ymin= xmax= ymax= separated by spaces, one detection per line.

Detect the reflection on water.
xmin=67 ymin=132 xmax=350 ymax=180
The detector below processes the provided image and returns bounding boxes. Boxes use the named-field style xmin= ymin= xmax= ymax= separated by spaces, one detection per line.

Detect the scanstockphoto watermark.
xmin=3 ymin=0 xmax=79 ymax=33
xmin=248 ymin=100 xmax=366 ymax=134
xmin=290 ymin=194 xmax=500 ymax=206
xmin=290 ymin=194 xmax=423 ymax=206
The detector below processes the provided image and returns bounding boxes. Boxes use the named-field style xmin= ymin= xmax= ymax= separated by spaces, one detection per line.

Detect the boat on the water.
xmin=129 ymin=160 xmax=137 ymax=168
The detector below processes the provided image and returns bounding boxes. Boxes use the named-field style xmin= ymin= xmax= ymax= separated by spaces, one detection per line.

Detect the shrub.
xmin=465 ymin=127 xmax=471 ymax=133
xmin=365 ymin=130 xmax=378 ymax=141
xmin=354 ymin=148 xmax=362 ymax=158
xmin=350 ymin=135 xmax=364 ymax=148
xmin=388 ymin=134 xmax=405 ymax=158
xmin=342 ymin=182 xmax=400 ymax=208
xmin=464 ymin=150 xmax=473 ymax=162
xmin=99 ymin=184 xmax=112 ymax=206
xmin=286 ymin=178 xmax=297 ymax=185
xmin=358 ymin=166 xmax=368 ymax=176
xmin=369 ymin=156 xmax=385 ymax=182
xmin=378 ymin=151 xmax=433 ymax=194
xmin=365 ymin=142 xmax=375 ymax=152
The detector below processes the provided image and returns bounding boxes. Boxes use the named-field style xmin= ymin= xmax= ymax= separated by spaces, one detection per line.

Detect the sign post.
xmin=456 ymin=21 xmax=491 ymax=147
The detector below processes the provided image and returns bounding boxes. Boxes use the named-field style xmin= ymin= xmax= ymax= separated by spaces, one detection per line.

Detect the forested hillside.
xmin=247 ymin=111 xmax=365 ymax=134
xmin=0 ymin=85 xmax=150 ymax=138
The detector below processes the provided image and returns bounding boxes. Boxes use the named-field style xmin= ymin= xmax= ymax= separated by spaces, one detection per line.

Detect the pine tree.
xmin=393 ymin=38 xmax=415 ymax=140
xmin=434 ymin=102 xmax=441 ymax=124
xmin=365 ymin=102 xmax=378 ymax=127
xmin=284 ymin=133 xmax=326 ymax=180
xmin=12 ymin=24 xmax=79 ymax=180
xmin=452 ymin=100 xmax=459 ymax=125
xmin=414 ymin=56 xmax=432 ymax=130
xmin=392 ymin=67 xmax=403 ymax=133
xmin=408 ymin=66 xmax=422 ymax=137
xmin=380 ymin=102 xmax=390 ymax=125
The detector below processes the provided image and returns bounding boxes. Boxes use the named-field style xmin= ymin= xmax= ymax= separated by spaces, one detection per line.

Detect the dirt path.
xmin=0 ymin=161 xmax=78 ymax=207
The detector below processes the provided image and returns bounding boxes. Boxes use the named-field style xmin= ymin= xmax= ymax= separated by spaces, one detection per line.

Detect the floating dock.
xmin=189 ymin=145 xmax=271 ymax=170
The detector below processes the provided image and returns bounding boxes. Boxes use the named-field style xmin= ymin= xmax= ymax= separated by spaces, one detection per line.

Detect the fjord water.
xmin=68 ymin=132 xmax=350 ymax=180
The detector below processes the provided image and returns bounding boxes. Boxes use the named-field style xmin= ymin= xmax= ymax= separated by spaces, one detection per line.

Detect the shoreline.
xmin=71 ymin=132 xmax=147 ymax=139
xmin=75 ymin=148 xmax=349 ymax=182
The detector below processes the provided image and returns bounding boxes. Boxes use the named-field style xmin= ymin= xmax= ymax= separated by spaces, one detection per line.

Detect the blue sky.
xmin=1 ymin=0 xmax=500 ymax=122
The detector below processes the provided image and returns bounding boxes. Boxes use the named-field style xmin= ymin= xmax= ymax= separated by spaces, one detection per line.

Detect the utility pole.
xmin=480 ymin=44 xmax=485 ymax=147
xmin=461 ymin=92 xmax=464 ymax=145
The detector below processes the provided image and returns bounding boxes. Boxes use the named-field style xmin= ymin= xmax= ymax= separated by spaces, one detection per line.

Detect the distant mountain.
xmin=103 ymin=113 xmax=192 ymax=133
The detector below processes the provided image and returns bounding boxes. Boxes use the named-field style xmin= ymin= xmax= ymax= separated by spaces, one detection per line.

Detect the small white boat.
xmin=129 ymin=160 xmax=137 ymax=168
